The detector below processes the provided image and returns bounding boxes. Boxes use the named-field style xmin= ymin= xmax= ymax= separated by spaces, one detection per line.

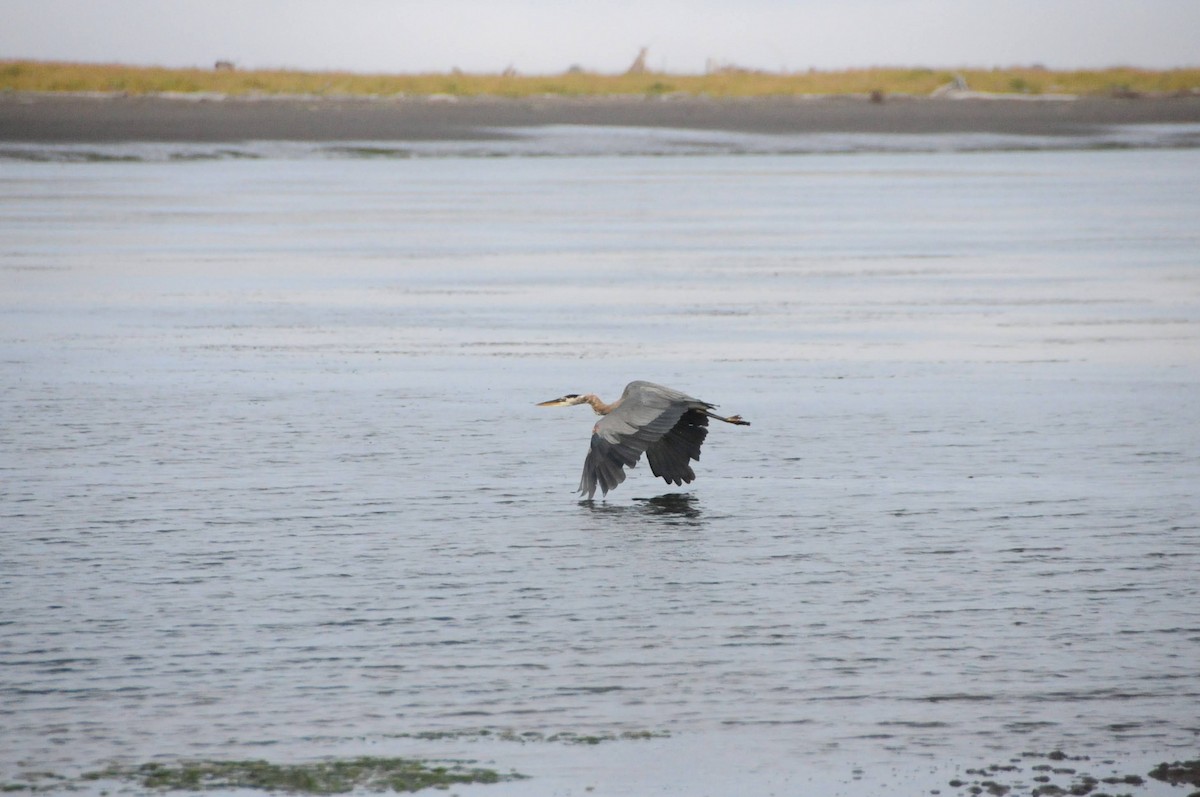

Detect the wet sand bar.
xmin=3 ymin=92 xmax=1200 ymax=143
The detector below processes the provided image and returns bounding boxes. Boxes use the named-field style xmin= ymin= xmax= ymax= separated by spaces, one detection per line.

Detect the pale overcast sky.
xmin=3 ymin=0 xmax=1198 ymax=74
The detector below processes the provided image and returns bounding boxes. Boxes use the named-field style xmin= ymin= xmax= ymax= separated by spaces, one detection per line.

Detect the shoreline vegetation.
xmin=2 ymin=751 xmax=1197 ymax=795
xmin=5 ymin=757 xmax=524 ymax=793
xmin=4 ymin=60 xmax=1200 ymax=99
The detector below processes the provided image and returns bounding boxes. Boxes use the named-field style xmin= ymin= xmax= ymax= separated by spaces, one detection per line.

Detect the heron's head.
xmin=536 ymin=393 xmax=588 ymax=408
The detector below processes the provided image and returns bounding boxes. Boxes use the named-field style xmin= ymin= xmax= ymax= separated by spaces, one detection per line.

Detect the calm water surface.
xmin=2 ymin=142 xmax=1199 ymax=794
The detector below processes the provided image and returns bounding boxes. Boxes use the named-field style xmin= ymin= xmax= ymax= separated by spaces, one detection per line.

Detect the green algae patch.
xmin=1148 ymin=758 xmax=1200 ymax=787
xmin=81 ymin=757 xmax=524 ymax=794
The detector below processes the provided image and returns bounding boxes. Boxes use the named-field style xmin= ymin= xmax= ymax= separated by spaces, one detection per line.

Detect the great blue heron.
xmin=537 ymin=380 xmax=750 ymax=499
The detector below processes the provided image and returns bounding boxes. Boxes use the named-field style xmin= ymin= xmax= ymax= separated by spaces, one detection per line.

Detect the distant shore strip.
xmin=3 ymin=60 xmax=1200 ymax=99
xmin=4 ymin=90 xmax=1200 ymax=144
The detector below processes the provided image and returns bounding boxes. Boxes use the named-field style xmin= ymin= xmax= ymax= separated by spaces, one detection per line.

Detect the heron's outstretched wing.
xmin=645 ymin=409 xmax=709 ymax=486
xmin=577 ymin=381 xmax=710 ymax=499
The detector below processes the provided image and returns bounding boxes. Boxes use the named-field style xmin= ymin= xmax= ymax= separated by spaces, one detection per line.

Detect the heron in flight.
xmin=537 ymin=380 xmax=750 ymax=499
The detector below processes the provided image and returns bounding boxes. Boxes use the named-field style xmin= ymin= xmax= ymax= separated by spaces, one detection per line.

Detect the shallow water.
xmin=2 ymin=143 xmax=1199 ymax=793
xmin=4 ymin=121 xmax=1200 ymax=162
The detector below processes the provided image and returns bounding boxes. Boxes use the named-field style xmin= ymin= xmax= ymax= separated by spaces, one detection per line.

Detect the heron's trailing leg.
xmin=705 ymin=410 xmax=750 ymax=426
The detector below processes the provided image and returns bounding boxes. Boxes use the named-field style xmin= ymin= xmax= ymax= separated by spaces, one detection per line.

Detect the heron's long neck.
xmin=583 ymin=394 xmax=619 ymax=415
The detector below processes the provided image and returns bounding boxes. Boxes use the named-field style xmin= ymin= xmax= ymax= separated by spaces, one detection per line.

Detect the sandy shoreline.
xmin=3 ymin=92 xmax=1200 ymax=143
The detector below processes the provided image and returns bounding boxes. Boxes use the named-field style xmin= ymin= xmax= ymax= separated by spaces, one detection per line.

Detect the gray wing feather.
xmin=578 ymin=381 xmax=713 ymax=499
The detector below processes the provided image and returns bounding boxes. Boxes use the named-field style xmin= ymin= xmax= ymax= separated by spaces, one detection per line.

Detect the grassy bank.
xmin=3 ymin=60 xmax=1199 ymax=98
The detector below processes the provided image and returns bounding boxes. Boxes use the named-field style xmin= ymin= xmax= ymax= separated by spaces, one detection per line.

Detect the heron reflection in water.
xmin=537 ymin=381 xmax=750 ymax=499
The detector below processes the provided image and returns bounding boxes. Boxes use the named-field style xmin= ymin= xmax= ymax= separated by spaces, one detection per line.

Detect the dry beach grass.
xmin=4 ymin=60 xmax=1200 ymax=98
